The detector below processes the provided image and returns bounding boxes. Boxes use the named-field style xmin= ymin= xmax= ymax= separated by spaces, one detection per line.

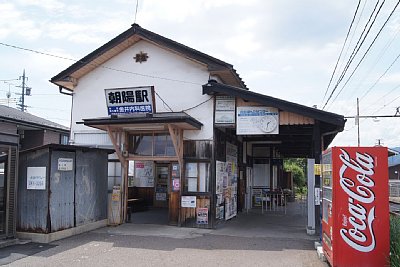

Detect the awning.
xmin=80 ymin=112 xmax=203 ymax=132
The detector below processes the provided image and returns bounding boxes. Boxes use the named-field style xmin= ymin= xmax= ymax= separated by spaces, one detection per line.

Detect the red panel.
xmin=330 ymin=147 xmax=389 ymax=267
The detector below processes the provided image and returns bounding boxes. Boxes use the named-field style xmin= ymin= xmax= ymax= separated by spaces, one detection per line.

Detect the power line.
xmin=323 ymin=0 xmax=385 ymax=110
xmin=182 ymin=96 xmax=213 ymax=112
xmin=154 ymin=91 xmax=173 ymax=112
xmin=371 ymin=92 xmax=400 ymax=114
xmin=0 ymin=42 xmax=202 ymax=86
xmin=322 ymin=0 xmax=361 ymax=105
xmin=347 ymin=22 xmax=400 ymax=100
xmin=326 ymin=0 xmax=400 ymax=110
xmin=364 ymin=83 xmax=400 ymax=113
xmin=359 ymin=50 xmax=400 ymax=100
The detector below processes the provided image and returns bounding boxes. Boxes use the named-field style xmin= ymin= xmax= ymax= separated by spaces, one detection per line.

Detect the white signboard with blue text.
xmin=27 ymin=167 xmax=46 ymax=190
xmin=105 ymin=86 xmax=154 ymax=115
xmin=236 ymin=106 xmax=279 ymax=135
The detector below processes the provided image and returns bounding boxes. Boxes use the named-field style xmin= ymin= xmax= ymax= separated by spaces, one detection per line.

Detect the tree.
xmin=284 ymin=158 xmax=306 ymax=187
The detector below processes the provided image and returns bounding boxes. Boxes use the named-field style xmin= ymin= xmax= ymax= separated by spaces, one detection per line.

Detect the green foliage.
xmin=391 ymin=215 xmax=400 ymax=267
xmin=284 ymin=158 xmax=306 ymax=187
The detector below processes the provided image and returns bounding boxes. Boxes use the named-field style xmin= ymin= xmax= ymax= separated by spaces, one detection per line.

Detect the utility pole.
xmin=17 ymin=70 xmax=31 ymax=112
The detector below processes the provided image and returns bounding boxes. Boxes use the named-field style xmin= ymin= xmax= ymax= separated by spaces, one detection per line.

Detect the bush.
xmin=391 ymin=215 xmax=400 ymax=267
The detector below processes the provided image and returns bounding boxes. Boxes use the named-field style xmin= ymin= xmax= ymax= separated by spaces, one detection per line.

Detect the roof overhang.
xmin=204 ymin=81 xmax=346 ymax=157
xmin=203 ymin=81 xmax=345 ymax=128
xmin=51 ymin=24 xmax=247 ymax=91
xmin=81 ymin=112 xmax=202 ymax=133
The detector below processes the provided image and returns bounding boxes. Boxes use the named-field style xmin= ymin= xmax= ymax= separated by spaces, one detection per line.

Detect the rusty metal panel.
xmin=49 ymin=150 xmax=75 ymax=232
xmin=75 ymin=150 xmax=108 ymax=226
xmin=17 ymin=148 xmax=50 ymax=233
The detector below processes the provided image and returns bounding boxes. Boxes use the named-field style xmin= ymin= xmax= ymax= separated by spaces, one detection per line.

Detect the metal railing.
xmin=389 ymin=181 xmax=400 ymax=197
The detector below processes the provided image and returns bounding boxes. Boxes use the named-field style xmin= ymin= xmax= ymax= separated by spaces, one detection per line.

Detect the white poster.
xmin=236 ymin=106 xmax=279 ymax=135
xmin=215 ymin=96 xmax=235 ymax=124
xmin=27 ymin=167 xmax=46 ymax=190
xmin=58 ymin=158 xmax=73 ymax=171
xmin=134 ymin=161 xmax=154 ymax=187
xmin=181 ymin=196 xmax=196 ymax=208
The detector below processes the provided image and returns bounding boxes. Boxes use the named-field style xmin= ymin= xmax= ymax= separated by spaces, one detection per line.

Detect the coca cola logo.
xmin=338 ymin=149 xmax=376 ymax=253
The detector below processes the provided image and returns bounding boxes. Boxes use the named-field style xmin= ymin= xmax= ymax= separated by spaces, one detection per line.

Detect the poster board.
xmin=27 ymin=167 xmax=46 ymax=190
xmin=236 ymin=106 xmax=279 ymax=135
xmin=134 ymin=161 xmax=154 ymax=187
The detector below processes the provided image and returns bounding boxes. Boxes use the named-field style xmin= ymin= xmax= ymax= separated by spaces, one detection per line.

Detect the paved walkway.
xmin=0 ymin=201 xmax=326 ymax=267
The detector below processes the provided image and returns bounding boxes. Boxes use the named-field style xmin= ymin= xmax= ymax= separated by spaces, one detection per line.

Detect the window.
xmin=60 ymin=134 xmax=69 ymax=145
xmin=184 ymin=162 xmax=210 ymax=193
xmin=129 ymin=133 xmax=176 ymax=157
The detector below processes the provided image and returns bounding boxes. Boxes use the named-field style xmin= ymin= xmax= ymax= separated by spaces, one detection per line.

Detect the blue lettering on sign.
xmin=108 ymin=105 xmax=153 ymax=115
xmin=238 ymin=110 xmax=278 ymax=116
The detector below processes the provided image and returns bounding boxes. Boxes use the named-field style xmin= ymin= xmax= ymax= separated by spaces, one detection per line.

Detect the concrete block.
xmin=316 ymin=245 xmax=326 ymax=262
xmin=17 ymin=219 xmax=107 ymax=244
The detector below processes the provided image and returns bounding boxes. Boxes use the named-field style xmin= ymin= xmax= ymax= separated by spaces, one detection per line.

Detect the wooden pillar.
xmin=168 ymin=124 xmax=183 ymax=225
xmin=106 ymin=126 xmax=126 ymax=224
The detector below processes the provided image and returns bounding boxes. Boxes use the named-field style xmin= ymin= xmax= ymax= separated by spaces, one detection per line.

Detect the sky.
xmin=1 ymin=0 xmax=400 ymax=148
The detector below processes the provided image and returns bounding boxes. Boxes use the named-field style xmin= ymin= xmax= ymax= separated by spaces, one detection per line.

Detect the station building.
xmin=50 ymin=24 xmax=345 ymax=230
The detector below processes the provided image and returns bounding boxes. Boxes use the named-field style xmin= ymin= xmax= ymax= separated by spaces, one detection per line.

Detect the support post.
xmin=313 ymin=121 xmax=321 ymax=236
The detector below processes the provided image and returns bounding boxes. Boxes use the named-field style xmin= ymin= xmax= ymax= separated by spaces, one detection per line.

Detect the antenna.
xmin=134 ymin=0 xmax=139 ymax=24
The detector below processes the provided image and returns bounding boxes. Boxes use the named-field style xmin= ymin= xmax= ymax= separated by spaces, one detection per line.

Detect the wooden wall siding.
xmin=279 ymin=111 xmax=314 ymax=125
xmin=180 ymin=197 xmax=210 ymax=228
xmin=236 ymin=98 xmax=262 ymax=107
xmin=183 ymin=140 xmax=212 ymax=159
xmin=43 ymin=131 xmax=61 ymax=145
xmin=0 ymin=122 xmax=17 ymax=135
xmin=129 ymin=187 xmax=154 ymax=206
xmin=169 ymin=192 xmax=179 ymax=225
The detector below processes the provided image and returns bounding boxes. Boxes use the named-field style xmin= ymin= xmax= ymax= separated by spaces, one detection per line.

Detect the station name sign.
xmin=105 ymin=86 xmax=155 ymax=115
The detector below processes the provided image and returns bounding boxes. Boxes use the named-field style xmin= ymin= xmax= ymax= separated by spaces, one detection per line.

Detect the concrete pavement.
xmin=0 ymin=201 xmax=326 ymax=267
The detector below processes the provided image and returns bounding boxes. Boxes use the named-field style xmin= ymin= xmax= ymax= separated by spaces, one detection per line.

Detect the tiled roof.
xmin=0 ymin=105 xmax=69 ymax=132
xmin=51 ymin=24 xmax=247 ymax=90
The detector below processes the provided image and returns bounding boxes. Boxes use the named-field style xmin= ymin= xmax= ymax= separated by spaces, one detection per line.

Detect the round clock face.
xmin=258 ymin=115 xmax=278 ymax=133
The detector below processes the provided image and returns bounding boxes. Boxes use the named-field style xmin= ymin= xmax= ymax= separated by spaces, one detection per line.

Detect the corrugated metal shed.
xmin=17 ymin=144 xmax=110 ymax=233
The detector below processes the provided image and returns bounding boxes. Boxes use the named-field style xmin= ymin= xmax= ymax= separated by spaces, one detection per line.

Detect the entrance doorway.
xmin=128 ymin=162 xmax=174 ymax=225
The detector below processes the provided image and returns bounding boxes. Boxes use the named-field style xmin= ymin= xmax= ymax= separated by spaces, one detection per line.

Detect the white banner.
xmin=236 ymin=106 xmax=279 ymax=135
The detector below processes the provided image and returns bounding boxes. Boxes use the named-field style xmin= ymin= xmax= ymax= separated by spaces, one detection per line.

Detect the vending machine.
xmin=321 ymin=147 xmax=389 ymax=267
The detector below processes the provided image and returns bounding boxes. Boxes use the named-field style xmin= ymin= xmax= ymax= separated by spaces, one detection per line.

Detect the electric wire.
xmin=364 ymin=83 xmax=400 ymax=114
xmin=0 ymin=42 xmax=203 ymax=86
xmin=347 ymin=23 xmax=400 ymax=100
xmin=335 ymin=0 xmax=368 ymax=83
xmin=359 ymin=50 xmax=400 ymax=100
xmin=154 ymin=91 xmax=173 ymax=112
xmin=325 ymin=0 xmax=399 ymax=110
xmin=322 ymin=0 xmax=361 ymax=105
xmin=371 ymin=92 xmax=400 ymax=114
xmin=323 ymin=0 xmax=384 ymax=110
xmin=182 ymin=96 xmax=213 ymax=112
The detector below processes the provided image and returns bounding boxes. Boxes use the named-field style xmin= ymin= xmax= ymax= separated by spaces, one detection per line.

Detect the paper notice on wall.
xmin=197 ymin=208 xmax=209 ymax=224
xmin=134 ymin=161 xmax=154 ymax=187
xmin=27 ymin=167 xmax=46 ymax=190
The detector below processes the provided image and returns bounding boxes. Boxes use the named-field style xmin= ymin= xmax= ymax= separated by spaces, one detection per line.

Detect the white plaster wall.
xmin=70 ymin=40 xmax=214 ymax=144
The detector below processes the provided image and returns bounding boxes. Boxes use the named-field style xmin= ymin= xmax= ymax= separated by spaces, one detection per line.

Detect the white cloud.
xmin=15 ymin=0 xmax=65 ymax=11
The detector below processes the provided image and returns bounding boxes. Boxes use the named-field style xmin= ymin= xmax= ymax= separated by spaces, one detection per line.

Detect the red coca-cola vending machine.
xmin=321 ymin=147 xmax=389 ymax=267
